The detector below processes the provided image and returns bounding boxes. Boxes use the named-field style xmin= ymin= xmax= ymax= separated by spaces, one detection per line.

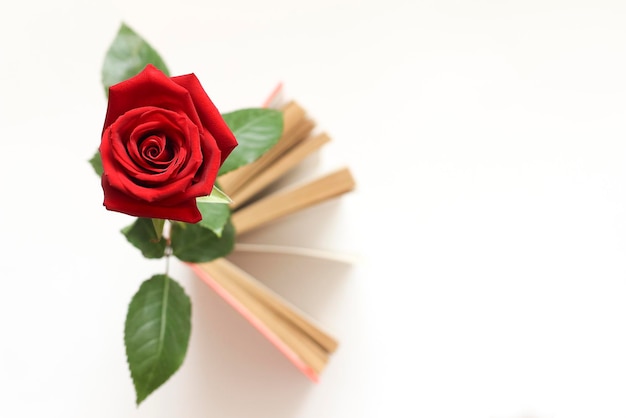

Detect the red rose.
xmin=99 ymin=64 xmax=237 ymax=223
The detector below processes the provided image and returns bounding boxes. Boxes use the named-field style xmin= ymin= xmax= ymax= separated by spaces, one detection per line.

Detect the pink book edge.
xmin=187 ymin=262 xmax=320 ymax=383
xmin=261 ymin=82 xmax=284 ymax=109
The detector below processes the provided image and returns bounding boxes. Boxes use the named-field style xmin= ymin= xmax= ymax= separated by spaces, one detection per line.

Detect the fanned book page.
xmin=188 ymin=89 xmax=356 ymax=380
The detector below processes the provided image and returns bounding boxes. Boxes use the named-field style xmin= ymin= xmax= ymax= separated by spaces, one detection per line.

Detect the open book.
xmin=187 ymin=89 xmax=356 ymax=381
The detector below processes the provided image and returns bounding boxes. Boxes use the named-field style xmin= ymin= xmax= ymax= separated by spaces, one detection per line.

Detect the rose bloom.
xmin=99 ymin=64 xmax=237 ymax=223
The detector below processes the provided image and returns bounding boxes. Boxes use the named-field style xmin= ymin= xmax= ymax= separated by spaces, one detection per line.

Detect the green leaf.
xmin=125 ymin=274 xmax=191 ymax=405
xmin=170 ymin=218 xmax=235 ymax=262
xmin=102 ymin=23 xmax=170 ymax=95
xmin=151 ymin=218 xmax=165 ymax=241
xmin=89 ymin=150 xmax=103 ymax=176
xmin=196 ymin=185 xmax=232 ymax=205
xmin=197 ymin=201 xmax=231 ymax=237
xmin=121 ymin=218 xmax=167 ymax=259
xmin=218 ymin=108 xmax=283 ymax=176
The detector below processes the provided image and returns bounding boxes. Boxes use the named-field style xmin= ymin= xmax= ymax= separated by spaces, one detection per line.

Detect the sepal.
xmin=121 ymin=218 xmax=167 ymax=259
xmin=170 ymin=218 xmax=235 ymax=262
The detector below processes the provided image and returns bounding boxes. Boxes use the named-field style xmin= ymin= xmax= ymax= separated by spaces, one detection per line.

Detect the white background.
xmin=2 ymin=0 xmax=626 ymax=417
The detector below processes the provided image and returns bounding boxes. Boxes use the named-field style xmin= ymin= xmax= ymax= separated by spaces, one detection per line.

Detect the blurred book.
xmin=189 ymin=88 xmax=356 ymax=381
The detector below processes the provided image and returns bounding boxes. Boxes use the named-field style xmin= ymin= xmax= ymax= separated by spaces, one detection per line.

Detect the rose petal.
xmin=103 ymin=65 xmax=204 ymax=134
xmin=172 ymin=73 xmax=238 ymax=163
xmin=102 ymin=177 xmax=202 ymax=223
xmin=182 ymin=130 xmax=222 ymax=198
xmin=101 ymin=107 xmax=204 ymax=202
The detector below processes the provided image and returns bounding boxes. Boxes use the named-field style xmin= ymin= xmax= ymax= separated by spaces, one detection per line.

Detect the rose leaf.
xmin=218 ymin=108 xmax=284 ymax=176
xmin=89 ymin=150 xmax=103 ymax=177
xmin=121 ymin=218 xmax=167 ymax=259
xmin=196 ymin=202 xmax=231 ymax=237
xmin=125 ymin=274 xmax=191 ymax=405
xmin=170 ymin=219 xmax=235 ymax=262
xmin=102 ymin=22 xmax=170 ymax=95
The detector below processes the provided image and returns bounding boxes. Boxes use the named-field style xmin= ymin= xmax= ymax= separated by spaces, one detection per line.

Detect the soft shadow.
xmin=235 ymin=197 xmax=351 ymax=249
xmin=175 ymin=270 xmax=316 ymax=418
xmin=225 ymin=251 xmax=353 ymax=323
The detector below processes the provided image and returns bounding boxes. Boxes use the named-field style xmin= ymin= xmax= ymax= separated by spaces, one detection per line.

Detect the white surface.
xmin=2 ymin=1 xmax=626 ymax=417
